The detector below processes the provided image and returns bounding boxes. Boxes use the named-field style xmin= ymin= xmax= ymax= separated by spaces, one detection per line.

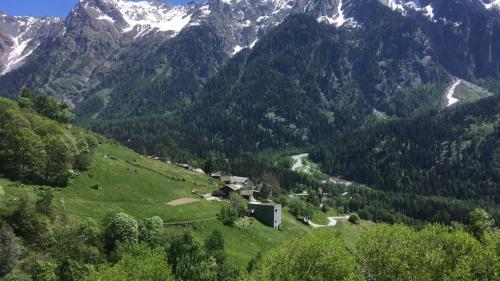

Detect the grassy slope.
xmin=454 ymin=82 xmax=492 ymax=104
xmin=1 ymin=141 xmax=328 ymax=268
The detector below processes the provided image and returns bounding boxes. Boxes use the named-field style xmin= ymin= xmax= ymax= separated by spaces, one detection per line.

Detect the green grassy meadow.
xmin=1 ymin=141 xmax=368 ymax=268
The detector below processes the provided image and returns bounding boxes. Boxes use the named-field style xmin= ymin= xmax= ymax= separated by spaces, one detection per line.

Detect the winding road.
xmin=308 ymin=216 xmax=350 ymax=228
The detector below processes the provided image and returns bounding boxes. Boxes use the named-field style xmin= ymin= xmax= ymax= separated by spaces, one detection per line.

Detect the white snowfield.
xmin=2 ymin=18 xmax=38 ymax=75
xmin=317 ymin=0 xmax=349 ymax=27
xmin=91 ymin=0 xmax=193 ymax=38
xmin=483 ymin=0 xmax=500 ymax=10
xmin=446 ymin=79 xmax=461 ymax=107
xmin=379 ymin=0 xmax=435 ymax=21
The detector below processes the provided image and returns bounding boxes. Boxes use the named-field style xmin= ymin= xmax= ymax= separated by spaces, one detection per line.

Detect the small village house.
xmin=220 ymin=176 xmax=255 ymax=189
xmin=248 ymin=202 xmax=282 ymax=229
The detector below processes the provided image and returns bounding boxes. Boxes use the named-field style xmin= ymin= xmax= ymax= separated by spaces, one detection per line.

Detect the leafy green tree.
xmin=18 ymin=89 xmax=74 ymax=123
xmin=74 ymin=133 xmax=98 ymax=171
xmin=8 ymin=128 xmax=47 ymax=182
xmin=1 ymin=269 xmax=31 ymax=281
xmin=205 ymin=230 xmax=224 ymax=254
xmin=348 ymin=214 xmax=360 ymax=225
xmin=218 ymin=205 xmax=238 ymax=226
xmin=229 ymin=193 xmax=247 ymax=218
xmin=0 ymin=225 xmax=22 ymax=277
xmin=468 ymin=209 xmax=494 ymax=240
xmin=83 ymin=244 xmax=173 ymax=281
xmin=77 ymin=218 xmax=102 ymax=246
xmin=204 ymin=230 xmax=225 ymax=263
xmin=244 ymin=230 xmax=359 ymax=281
xmin=247 ymin=252 xmax=262 ymax=273
xmin=258 ymin=173 xmax=281 ymax=198
xmin=35 ymin=189 xmax=54 ymax=218
xmin=167 ymin=232 xmax=200 ymax=275
xmin=219 ymin=194 xmax=247 ymax=226
xmin=8 ymin=193 xmax=51 ymax=247
xmin=138 ymin=216 xmax=163 ymax=246
xmin=31 ymin=260 xmax=57 ymax=281
xmin=44 ymin=135 xmax=73 ymax=186
xmin=103 ymin=213 xmax=139 ymax=252
xmin=288 ymin=198 xmax=313 ymax=220
xmin=356 ymin=224 xmax=485 ymax=281
xmin=59 ymin=260 xmax=94 ymax=281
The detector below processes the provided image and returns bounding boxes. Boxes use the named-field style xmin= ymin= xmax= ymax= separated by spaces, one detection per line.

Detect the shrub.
xmin=31 ymin=261 xmax=57 ymax=281
xmin=348 ymin=214 xmax=360 ymax=225
xmin=244 ymin=231 xmax=359 ymax=281
xmin=219 ymin=205 xmax=238 ymax=226
xmin=0 ymin=225 xmax=22 ymax=277
xmin=104 ymin=213 xmax=139 ymax=251
xmin=83 ymin=244 xmax=173 ymax=281
xmin=139 ymin=216 xmax=163 ymax=246
xmin=229 ymin=193 xmax=247 ymax=217
xmin=289 ymin=198 xmax=313 ymax=220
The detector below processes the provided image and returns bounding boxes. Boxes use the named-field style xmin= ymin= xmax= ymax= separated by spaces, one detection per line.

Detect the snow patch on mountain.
xmin=109 ymin=0 xmax=192 ymax=37
xmin=0 ymin=16 xmax=61 ymax=75
xmin=379 ymin=0 xmax=436 ymax=21
xmin=231 ymin=45 xmax=243 ymax=56
xmin=89 ymin=4 xmax=116 ymax=23
xmin=483 ymin=0 xmax=500 ymax=10
xmin=96 ymin=14 xmax=116 ymax=23
xmin=2 ymin=36 xmax=36 ymax=75
xmin=446 ymin=79 xmax=461 ymax=107
xmin=380 ymin=0 xmax=405 ymax=12
xmin=317 ymin=0 xmax=350 ymax=27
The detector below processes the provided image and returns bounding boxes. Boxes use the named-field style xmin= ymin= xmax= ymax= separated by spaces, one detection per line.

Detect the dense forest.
xmin=88 ymin=14 xmax=448 ymax=157
xmin=310 ymin=95 xmax=500 ymax=224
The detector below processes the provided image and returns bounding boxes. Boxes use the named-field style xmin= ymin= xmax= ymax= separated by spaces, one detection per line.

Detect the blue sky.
xmin=0 ymin=0 xmax=186 ymax=19
xmin=0 ymin=0 xmax=80 ymax=18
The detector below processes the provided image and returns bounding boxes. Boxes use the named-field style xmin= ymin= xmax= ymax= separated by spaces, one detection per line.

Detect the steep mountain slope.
xmin=1 ymin=0 xmax=500 ymax=161
xmin=90 ymin=12 xmax=449 ymax=156
xmin=2 ymin=0 xmax=499 ymax=112
xmin=312 ymin=95 xmax=500 ymax=203
xmin=0 ymin=12 xmax=64 ymax=75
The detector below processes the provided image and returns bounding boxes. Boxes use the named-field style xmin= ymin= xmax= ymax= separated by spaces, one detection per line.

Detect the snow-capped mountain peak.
xmin=113 ymin=0 xmax=192 ymax=36
xmin=75 ymin=0 xmax=195 ymax=38
xmin=378 ymin=0 xmax=435 ymax=21
xmin=0 ymin=15 xmax=64 ymax=75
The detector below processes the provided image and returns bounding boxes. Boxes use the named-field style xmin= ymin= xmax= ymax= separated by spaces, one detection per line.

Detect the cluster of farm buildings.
xmin=209 ymin=171 xmax=282 ymax=230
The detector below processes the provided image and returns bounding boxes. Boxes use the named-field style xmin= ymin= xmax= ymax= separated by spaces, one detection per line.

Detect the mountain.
xmin=0 ymin=0 xmax=499 ymax=159
xmin=1 ymin=0 xmax=498 ymax=107
xmin=0 ymin=0 xmax=338 ymax=105
xmin=0 ymin=12 xmax=64 ymax=75
xmin=312 ymin=95 xmax=500 ymax=204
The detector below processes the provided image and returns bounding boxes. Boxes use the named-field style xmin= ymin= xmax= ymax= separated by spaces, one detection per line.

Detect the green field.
xmin=454 ymin=82 xmax=492 ymax=104
xmin=310 ymin=208 xmax=340 ymax=225
xmin=2 ymin=141 xmax=347 ymax=268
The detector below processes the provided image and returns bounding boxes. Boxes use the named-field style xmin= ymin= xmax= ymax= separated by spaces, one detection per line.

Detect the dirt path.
xmin=166 ymin=198 xmax=200 ymax=206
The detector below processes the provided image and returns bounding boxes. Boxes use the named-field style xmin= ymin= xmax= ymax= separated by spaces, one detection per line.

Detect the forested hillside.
xmin=90 ymin=13 xmax=448 ymax=158
xmin=312 ymin=95 xmax=500 ymax=223
xmin=0 ymin=91 xmax=98 ymax=186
